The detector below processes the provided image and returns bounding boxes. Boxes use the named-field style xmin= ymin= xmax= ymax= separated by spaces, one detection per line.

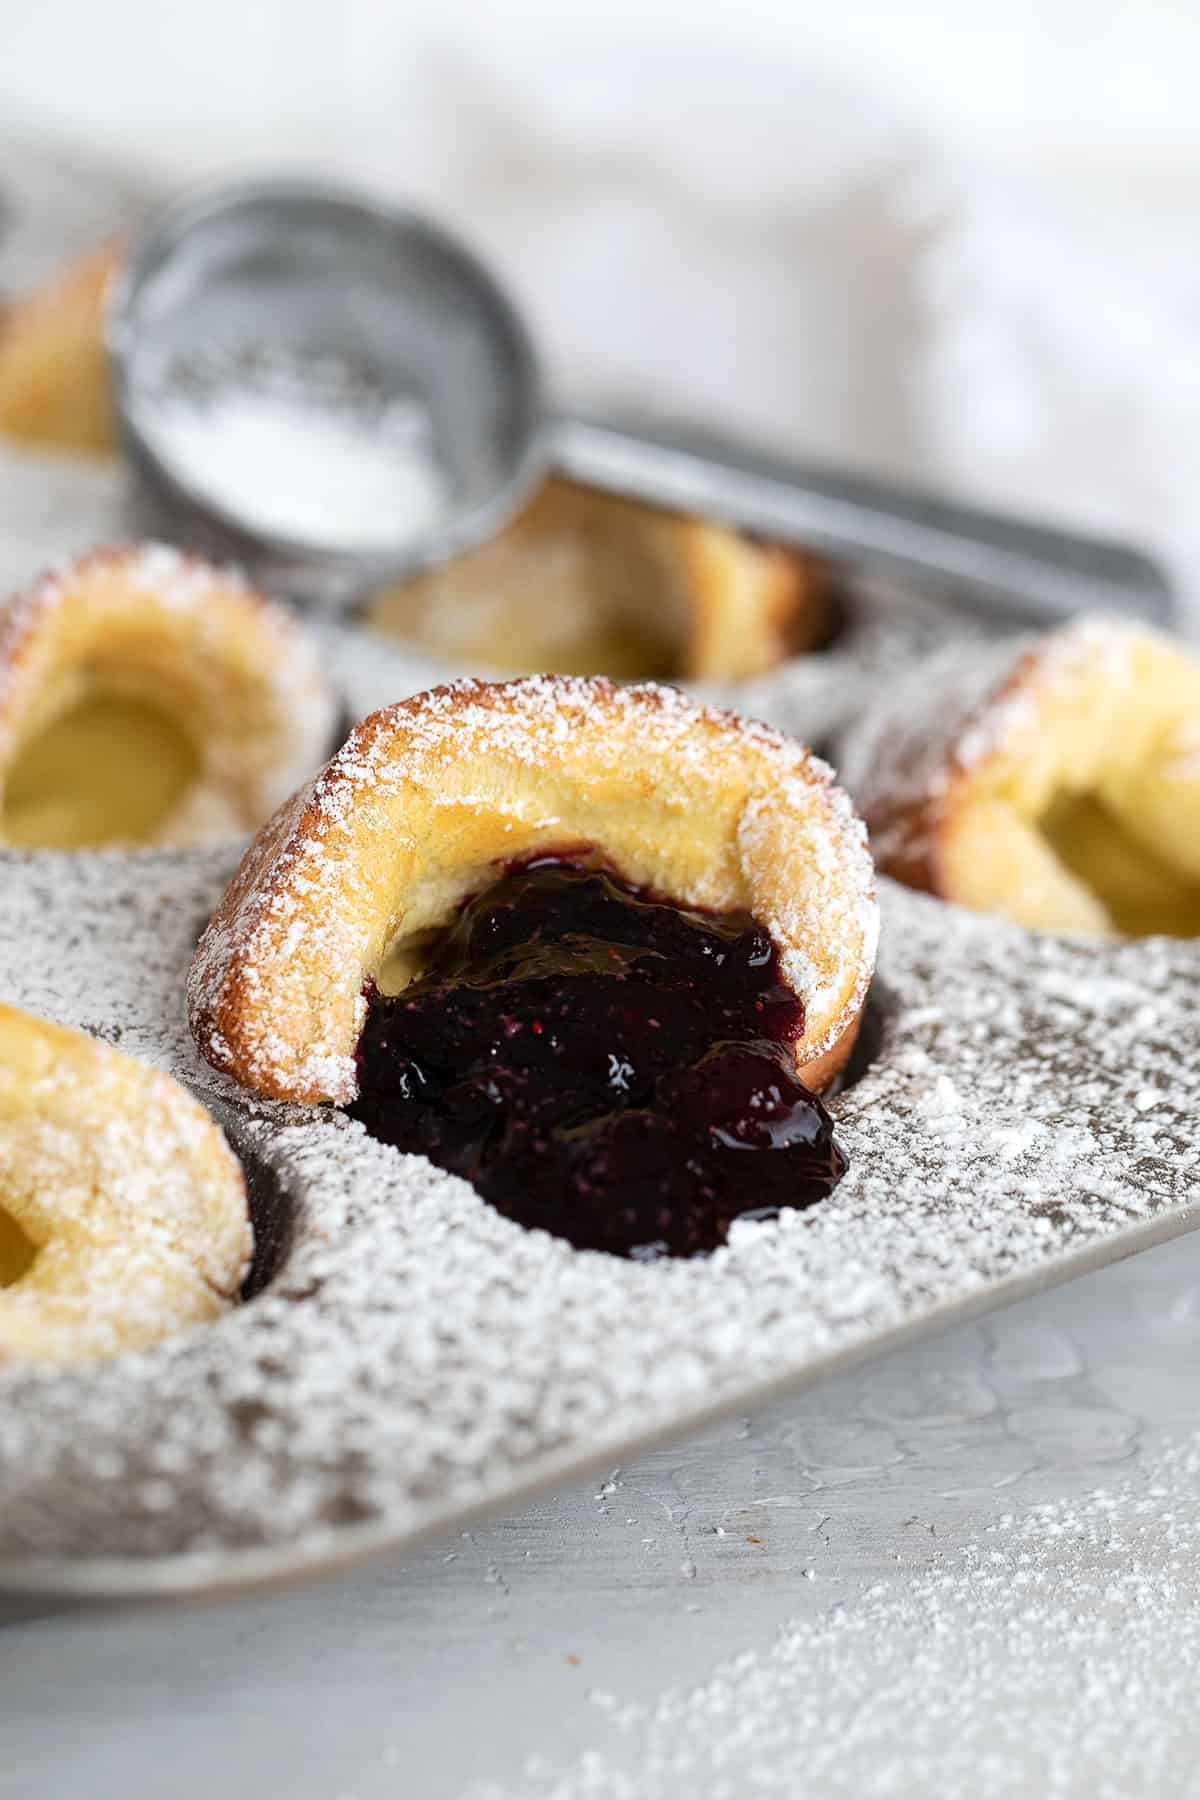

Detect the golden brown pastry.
xmin=0 ymin=543 xmax=338 ymax=850
xmin=190 ymin=675 xmax=877 ymax=1104
xmin=0 ymin=243 xmax=121 ymax=455
xmin=845 ymin=615 xmax=1200 ymax=937
xmin=0 ymin=1003 xmax=251 ymax=1365
xmin=366 ymin=479 xmax=828 ymax=683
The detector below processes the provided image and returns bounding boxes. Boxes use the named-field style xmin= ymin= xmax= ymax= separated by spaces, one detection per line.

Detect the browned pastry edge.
xmin=190 ymin=675 xmax=878 ymax=1105
xmin=367 ymin=478 xmax=831 ymax=685
xmin=0 ymin=1001 xmax=251 ymax=1366
xmin=844 ymin=616 xmax=1200 ymax=938
xmin=0 ymin=241 xmax=123 ymax=454
xmin=847 ymin=635 xmax=1031 ymax=895
xmin=0 ymin=541 xmax=339 ymax=848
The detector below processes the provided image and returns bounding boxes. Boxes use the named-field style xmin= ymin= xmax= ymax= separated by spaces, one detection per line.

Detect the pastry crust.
xmin=190 ymin=675 xmax=877 ymax=1105
xmin=844 ymin=615 xmax=1200 ymax=937
xmin=0 ymin=543 xmax=338 ymax=849
xmin=0 ymin=242 xmax=121 ymax=455
xmin=0 ymin=1003 xmax=251 ymax=1365
xmin=365 ymin=479 xmax=827 ymax=683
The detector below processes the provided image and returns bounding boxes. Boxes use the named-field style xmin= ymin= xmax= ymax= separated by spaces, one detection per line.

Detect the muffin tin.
xmin=1 ymin=138 xmax=1196 ymax=1598
xmin=2 ymin=842 xmax=1197 ymax=1595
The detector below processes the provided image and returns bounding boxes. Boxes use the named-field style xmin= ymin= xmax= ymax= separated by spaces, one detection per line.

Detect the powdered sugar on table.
xmin=465 ymin=1428 xmax=1200 ymax=1800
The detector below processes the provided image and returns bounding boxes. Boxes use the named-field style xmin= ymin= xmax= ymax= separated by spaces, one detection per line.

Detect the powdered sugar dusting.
xmin=835 ymin=634 xmax=1025 ymax=866
xmin=467 ymin=1429 xmax=1200 ymax=1799
xmin=1 ymin=836 xmax=1197 ymax=1576
xmin=0 ymin=1003 xmax=251 ymax=1365
xmin=190 ymin=676 xmax=879 ymax=1101
xmin=838 ymin=613 xmax=1157 ymax=870
xmin=953 ymin=614 xmax=1139 ymax=777
xmin=0 ymin=542 xmax=338 ymax=846
xmin=737 ymin=768 xmax=877 ymax=1054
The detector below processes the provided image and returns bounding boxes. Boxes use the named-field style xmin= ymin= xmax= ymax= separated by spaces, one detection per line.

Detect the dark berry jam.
xmin=350 ymin=859 xmax=846 ymax=1259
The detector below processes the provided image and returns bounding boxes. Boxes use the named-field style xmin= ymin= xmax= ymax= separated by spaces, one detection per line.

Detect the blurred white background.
xmin=6 ymin=0 xmax=1199 ymax=608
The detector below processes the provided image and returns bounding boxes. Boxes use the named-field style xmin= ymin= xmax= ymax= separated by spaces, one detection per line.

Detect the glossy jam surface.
xmin=351 ymin=861 xmax=846 ymax=1259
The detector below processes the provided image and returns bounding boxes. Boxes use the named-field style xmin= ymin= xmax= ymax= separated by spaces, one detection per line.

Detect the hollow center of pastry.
xmin=374 ymin=536 xmax=685 ymax=679
xmin=350 ymin=858 xmax=846 ymax=1259
xmin=1039 ymin=790 xmax=1200 ymax=938
xmin=2 ymin=694 xmax=200 ymax=848
xmin=367 ymin=482 xmax=829 ymax=683
xmin=0 ymin=1201 xmax=37 ymax=1287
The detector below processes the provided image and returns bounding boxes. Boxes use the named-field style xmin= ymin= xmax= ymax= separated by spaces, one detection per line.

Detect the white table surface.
xmin=6 ymin=1224 xmax=1200 ymax=1798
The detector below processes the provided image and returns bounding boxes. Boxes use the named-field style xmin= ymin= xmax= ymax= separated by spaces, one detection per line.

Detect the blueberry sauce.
xmin=350 ymin=859 xmax=846 ymax=1259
